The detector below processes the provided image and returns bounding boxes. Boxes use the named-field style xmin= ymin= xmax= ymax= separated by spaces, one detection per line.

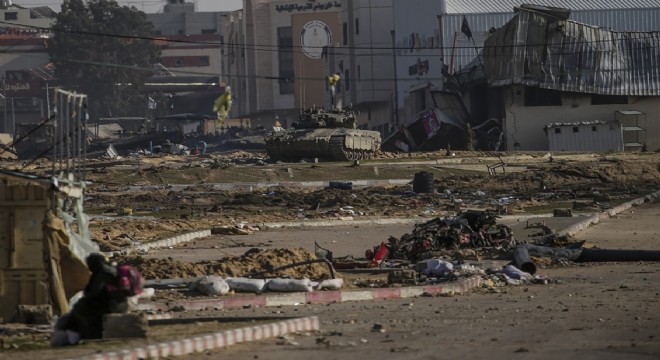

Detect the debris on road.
xmin=382 ymin=210 xmax=515 ymax=262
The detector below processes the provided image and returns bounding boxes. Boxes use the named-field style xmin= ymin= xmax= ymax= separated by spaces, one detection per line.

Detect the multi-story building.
xmin=0 ymin=0 xmax=54 ymax=29
xmin=0 ymin=0 xmax=56 ymax=133
xmin=240 ymin=0 xmax=343 ymax=129
xmin=334 ymin=0 xmax=443 ymax=137
xmin=221 ymin=10 xmax=248 ymax=118
xmin=147 ymin=0 xmax=227 ymax=78
xmin=145 ymin=1 xmax=230 ymax=117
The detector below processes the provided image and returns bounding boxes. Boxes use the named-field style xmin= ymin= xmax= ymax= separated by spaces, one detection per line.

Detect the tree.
xmin=48 ymin=0 xmax=161 ymax=117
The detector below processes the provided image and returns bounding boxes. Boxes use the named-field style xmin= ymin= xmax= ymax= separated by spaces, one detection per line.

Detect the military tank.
xmin=265 ymin=107 xmax=381 ymax=161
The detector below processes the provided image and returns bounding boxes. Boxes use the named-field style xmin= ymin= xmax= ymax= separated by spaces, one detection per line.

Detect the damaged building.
xmin=456 ymin=4 xmax=659 ymax=151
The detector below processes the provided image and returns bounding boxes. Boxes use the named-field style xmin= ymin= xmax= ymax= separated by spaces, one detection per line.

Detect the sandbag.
xmin=192 ymin=276 xmax=230 ymax=296
xmin=226 ymin=277 xmax=266 ymax=293
xmin=316 ymin=278 xmax=344 ymax=290
xmin=266 ymin=278 xmax=314 ymax=292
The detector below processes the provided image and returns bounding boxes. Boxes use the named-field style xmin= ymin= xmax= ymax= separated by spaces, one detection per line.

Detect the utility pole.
xmin=390 ymin=30 xmax=399 ymax=127
xmin=1 ymin=78 xmax=6 ymax=133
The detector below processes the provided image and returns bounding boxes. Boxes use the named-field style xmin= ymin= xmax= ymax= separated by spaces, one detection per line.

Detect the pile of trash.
xmin=381 ymin=210 xmax=515 ymax=262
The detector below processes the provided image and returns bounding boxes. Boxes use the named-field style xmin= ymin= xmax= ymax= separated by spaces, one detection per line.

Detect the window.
xmin=175 ymin=58 xmax=184 ymax=67
xmin=4 ymin=12 xmax=17 ymax=21
xmin=277 ymin=27 xmax=294 ymax=95
xmin=355 ymin=18 xmax=359 ymax=35
xmin=198 ymin=56 xmax=210 ymax=66
xmin=524 ymin=87 xmax=562 ymax=106
xmin=6 ymin=71 xmax=25 ymax=81
xmin=344 ymin=70 xmax=350 ymax=91
xmin=572 ymin=127 xmax=579 ymax=133
xmin=591 ymin=95 xmax=628 ymax=105
xmin=357 ymin=65 xmax=361 ymax=80
xmin=201 ymin=29 xmax=217 ymax=34
xmin=591 ymin=126 xmax=597 ymax=132
xmin=343 ymin=22 xmax=348 ymax=45
xmin=554 ymin=128 xmax=561 ymax=134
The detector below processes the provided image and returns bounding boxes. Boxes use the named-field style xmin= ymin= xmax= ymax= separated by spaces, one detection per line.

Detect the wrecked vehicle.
xmin=373 ymin=210 xmax=515 ymax=262
xmin=264 ymin=107 xmax=382 ymax=161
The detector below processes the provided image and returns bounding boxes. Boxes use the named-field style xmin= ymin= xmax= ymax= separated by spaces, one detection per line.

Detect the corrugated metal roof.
xmin=482 ymin=8 xmax=660 ymax=96
xmin=442 ymin=8 xmax=660 ymax=71
xmin=443 ymin=0 xmax=660 ymax=14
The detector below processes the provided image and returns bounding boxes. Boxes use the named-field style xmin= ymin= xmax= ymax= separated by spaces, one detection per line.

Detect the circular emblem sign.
xmin=300 ymin=20 xmax=332 ymax=59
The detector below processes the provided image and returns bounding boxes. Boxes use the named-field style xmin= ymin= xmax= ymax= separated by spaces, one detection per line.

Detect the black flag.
xmin=461 ymin=16 xmax=473 ymax=39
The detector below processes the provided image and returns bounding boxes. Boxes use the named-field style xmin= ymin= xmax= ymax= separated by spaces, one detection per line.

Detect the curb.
xmin=557 ymin=190 xmax=660 ymax=238
xmin=106 ymin=230 xmax=212 ymax=257
xmin=136 ymin=276 xmax=482 ymax=313
xmin=107 ymin=190 xmax=659 ymax=255
xmin=127 ymin=179 xmax=412 ymax=192
xmin=68 ymin=316 xmax=320 ymax=360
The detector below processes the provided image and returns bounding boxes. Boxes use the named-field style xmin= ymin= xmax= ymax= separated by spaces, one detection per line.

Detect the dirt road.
xmin=173 ymin=201 xmax=660 ymax=360
xmin=2 ymin=151 xmax=659 ymax=359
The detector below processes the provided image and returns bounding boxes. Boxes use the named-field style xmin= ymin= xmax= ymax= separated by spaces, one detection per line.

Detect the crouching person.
xmin=51 ymin=253 xmax=144 ymax=346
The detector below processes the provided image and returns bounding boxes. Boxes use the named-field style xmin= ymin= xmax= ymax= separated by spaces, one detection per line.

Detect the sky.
xmin=11 ymin=0 xmax=243 ymax=13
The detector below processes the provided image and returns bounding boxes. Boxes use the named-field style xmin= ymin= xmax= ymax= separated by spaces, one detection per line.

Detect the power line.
xmin=3 ymin=19 xmax=659 ymax=55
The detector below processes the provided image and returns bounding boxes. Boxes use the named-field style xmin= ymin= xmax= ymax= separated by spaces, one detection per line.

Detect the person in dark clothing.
xmin=53 ymin=253 xmax=130 ymax=343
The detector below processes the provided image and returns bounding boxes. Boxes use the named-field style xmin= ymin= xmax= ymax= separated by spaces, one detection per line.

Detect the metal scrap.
xmin=385 ymin=210 xmax=515 ymax=261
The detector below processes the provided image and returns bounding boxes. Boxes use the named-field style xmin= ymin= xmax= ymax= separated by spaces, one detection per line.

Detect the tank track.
xmin=329 ymin=135 xmax=375 ymax=161
xmin=265 ymin=137 xmax=287 ymax=161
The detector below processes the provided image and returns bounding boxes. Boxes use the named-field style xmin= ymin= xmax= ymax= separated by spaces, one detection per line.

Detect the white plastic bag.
xmin=423 ymin=259 xmax=454 ymax=276
xmin=226 ymin=277 xmax=266 ymax=293
xmin=50 ymin=313 xmax=81 ymax=347
xmin=192 ymin=276 xmax=230 ymax=296
xmin=266 ymin=278 xmax=314 ymax=292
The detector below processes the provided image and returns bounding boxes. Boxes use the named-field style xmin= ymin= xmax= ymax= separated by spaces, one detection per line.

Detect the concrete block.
xmin=553 ymin=208 xmax=573 ymax=217
xmin=103 ymin=313 xmax=148 ymax=339
xmin=387 ymin=269 xmax=417 ymax=285
xmin=14 ymin=304 xmax=52 ymax=324
xmin=415 ymin=260 xmax=429 ymax=272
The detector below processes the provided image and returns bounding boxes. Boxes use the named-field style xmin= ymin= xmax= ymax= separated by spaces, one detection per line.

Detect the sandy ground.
xmin=143 ymin=215 xmax=589 ymax=263
xmin=1 ymin=151 xmax=659 ymax=359
xmin=3 ymin=201 xmax=657 ymax=360
xmin=173 ymin=200 xmax=660 ymax=360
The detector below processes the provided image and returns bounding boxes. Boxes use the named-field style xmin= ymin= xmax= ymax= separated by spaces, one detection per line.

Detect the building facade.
xmin=0 ymin=2 xmax=56 ymax=133
xmin=476 ymin=6 xmax=660 ymax=151
xmin=147 ymin=1 xmax=228 ymax=78
xmin=334 ymin=0 xmax=445 ymax=136
xmin=439 ymin=0 xmax=660 ymax=73
xmin=240 ymin=0 xmax=345 ymax=129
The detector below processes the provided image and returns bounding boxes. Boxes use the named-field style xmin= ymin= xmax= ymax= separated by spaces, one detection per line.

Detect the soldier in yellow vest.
xmin=327 ymin=73 xmax=341 ymax=108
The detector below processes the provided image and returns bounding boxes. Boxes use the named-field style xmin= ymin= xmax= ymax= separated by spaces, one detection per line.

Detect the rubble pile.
xmin=384 ymin=210 xmax=515 ymax=261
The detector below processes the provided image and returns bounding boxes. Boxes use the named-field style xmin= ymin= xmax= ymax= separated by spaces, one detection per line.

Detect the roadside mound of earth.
xmin=118 ymin=248 xmax=331 ymax=281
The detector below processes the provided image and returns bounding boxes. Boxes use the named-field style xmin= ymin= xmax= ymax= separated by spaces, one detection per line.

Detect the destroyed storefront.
xmin=0 ymin=88 xmax=99 ymax=323
xmin=383 ymin=88 xmax=504 ymax=152
xmin=452 ymin=4 xmax=660 ymax=152
xmin=0 ymin=170 xmax=99 ymax=323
